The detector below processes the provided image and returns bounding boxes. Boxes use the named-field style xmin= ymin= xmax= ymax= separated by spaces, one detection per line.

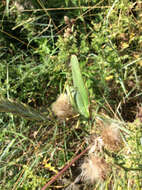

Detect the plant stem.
xmin=41 ymin=147 xmax=89 ymax=190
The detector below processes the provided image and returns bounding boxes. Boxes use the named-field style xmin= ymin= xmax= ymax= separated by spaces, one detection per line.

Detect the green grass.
xmin=0 ymin=0 xmax=142 ymax=189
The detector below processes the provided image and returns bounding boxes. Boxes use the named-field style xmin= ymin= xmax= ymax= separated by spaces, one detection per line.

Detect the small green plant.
xmin=1 ymin=1 xmax=142 ymax=190
xmin=70 ymin=55 xmax=90 ymax=118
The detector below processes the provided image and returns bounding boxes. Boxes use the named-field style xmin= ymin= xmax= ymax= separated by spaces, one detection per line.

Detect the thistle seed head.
xmin=101 ymin=123 xmax=123 ymax=152
xmin=52 ymin=93 xmax=74 ymax=120
xmin=81 ymin=155 xmax=110 ymax=184
xmin=64 ymin=16 xmax=70 ymax=25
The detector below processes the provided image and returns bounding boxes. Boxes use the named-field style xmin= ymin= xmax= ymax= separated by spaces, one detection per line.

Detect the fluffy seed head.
xmin=101 ymin=124 xmax=123 ymax=152
xmin=52 ymin=94 xmax=74 ymax=119
xmin=64 ymin=16 xmax=70 ymax=25
xmin=81 ymin=155 xmax=110 ymax=183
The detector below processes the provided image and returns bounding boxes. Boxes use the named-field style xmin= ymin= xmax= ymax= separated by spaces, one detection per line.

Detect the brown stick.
xmin=41 ymin=147 xmax=89 ymax=190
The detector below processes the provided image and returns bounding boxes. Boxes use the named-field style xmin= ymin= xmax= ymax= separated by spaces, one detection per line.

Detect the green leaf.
xmin=5 ymin=0 xmax=10 ymax=16
xmin=0 ymin=99 xmax=46 ymax=121
xmin=71 ymin=55 xmax=89 ymax=118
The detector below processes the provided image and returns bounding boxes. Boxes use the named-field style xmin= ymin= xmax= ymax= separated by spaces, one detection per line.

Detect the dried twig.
xmin=41 ymin=147 xmax=89 ymax=190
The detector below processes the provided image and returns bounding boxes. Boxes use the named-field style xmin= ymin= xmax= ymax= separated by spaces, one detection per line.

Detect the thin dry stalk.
xmin=41 ymin=147 xmax=89 ymax=190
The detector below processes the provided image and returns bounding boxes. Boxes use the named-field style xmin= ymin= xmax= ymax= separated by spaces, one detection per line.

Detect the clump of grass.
xmin=1 ymin=0 xmax=142 ymax=190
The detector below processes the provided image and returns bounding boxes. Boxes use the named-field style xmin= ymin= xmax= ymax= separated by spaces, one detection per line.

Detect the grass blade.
xmin=0 ymin=99 xmax=46 ymax=121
